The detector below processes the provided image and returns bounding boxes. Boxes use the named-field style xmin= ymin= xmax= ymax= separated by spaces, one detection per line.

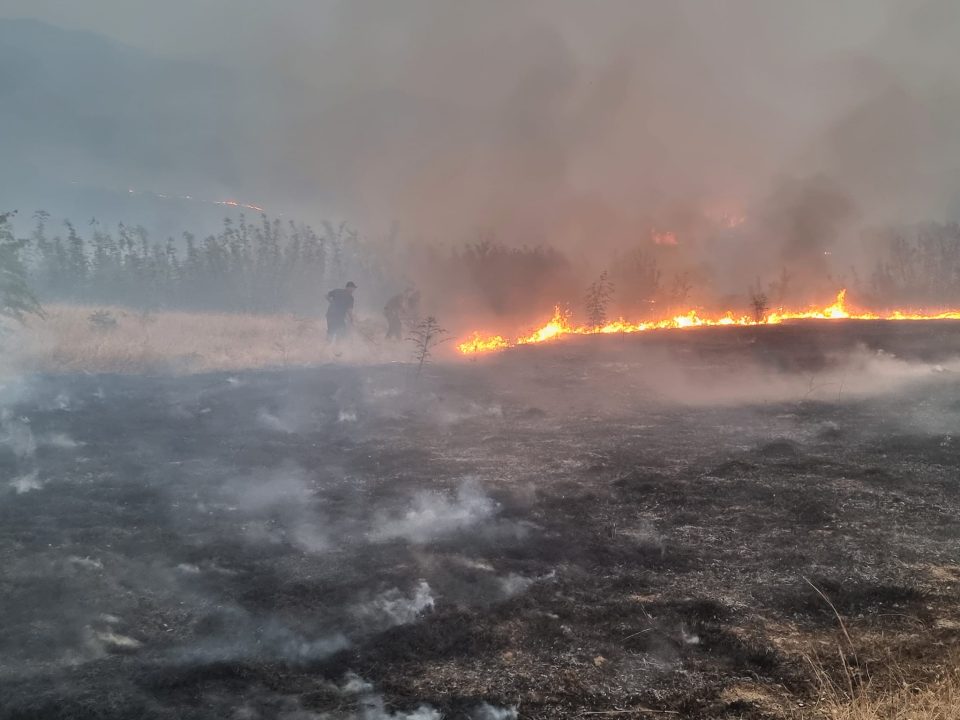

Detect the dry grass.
xmin=794 ymin=651 xmax=960 ymax=720
xmin=788 ymin=578 xmax=960 ymax=720
xmin=9 ymin=304 xmax=415 ymax=373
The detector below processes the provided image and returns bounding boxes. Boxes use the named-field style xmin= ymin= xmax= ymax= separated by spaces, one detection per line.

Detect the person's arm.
xmin=348 ymin=297 xmax=355 ymax=324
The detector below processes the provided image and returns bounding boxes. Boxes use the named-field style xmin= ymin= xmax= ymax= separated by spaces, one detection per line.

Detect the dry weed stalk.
xmin=793 ymin=578 xmax=958 ymax=720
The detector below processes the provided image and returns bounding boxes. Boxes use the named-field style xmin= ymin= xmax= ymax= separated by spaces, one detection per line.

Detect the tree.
xmin=408 ymin=316 xmax=449 ymax=379
xmin=0 ymin=211 xmax=44 ymax=324
xmin=585 ymin=270 xmax=614 ymax=327
xmin=749 ymin=284 xmax=769 ymax=324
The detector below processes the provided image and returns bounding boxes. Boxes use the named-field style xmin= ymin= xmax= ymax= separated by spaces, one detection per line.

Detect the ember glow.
xmin=457 ymin=290 xmax=960 ymax=355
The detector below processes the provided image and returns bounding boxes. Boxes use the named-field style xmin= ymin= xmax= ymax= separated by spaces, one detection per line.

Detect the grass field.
xmin=8 ymin=304 xmax=424 ymax=374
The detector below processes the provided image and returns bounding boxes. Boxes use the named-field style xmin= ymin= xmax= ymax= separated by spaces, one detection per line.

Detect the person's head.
xmin=345 ymin=281 xmax=357 ymax=293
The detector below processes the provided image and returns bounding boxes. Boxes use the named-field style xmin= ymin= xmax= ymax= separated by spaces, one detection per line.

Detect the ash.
xmin=2 ymin=322 xmax=960 ymax=718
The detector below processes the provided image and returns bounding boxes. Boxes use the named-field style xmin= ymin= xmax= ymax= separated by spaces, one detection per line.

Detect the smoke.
xmin=471 ymin=705 xmax=519 ymax=720
xmin=370 ymin=479 xmax=497 ymax=544
xmin=321 ymin=673 xmax=517 ymax=720
xmin=257 ymin=409 xmax=299 ymax=434
xmin=498 ymin=571 xmax=555 ymax=599
xmin=8 ymin=1 xmax=960 ymax=306
xmin=216 ymin=465 xmax=332 ymax=553
xmin=229 ymin=1 xmax=903 ymax=240
xmin=497 ymin=573 xmax=535 ymax=599
xmin=339 ymin=673 xmax=374 ymax=696
xmin=354 ymin=696 xmax=441 ymax=720
xmin=40 ymin=432 xmax=82 ymax=449
xmin=11 ymin=470 xmax=41 ymax=493
xmin=1 ymin=410 xmax=36 ymax=459
xmin=596 ymin=342 xmax=960 ymax=407
xmin=66 ymin=556 xmax=104 ymax=571
xmin=1 ymin=409 xmax=43 ymax=494
xmin=354 ymin=580 xmax=435 ymax=628
xmin=179 ymin=604 xmax=351 ymax=665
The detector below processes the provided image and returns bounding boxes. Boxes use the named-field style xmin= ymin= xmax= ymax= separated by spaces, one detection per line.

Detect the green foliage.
xmin=0 ymin=211 xmax=44 ymax=324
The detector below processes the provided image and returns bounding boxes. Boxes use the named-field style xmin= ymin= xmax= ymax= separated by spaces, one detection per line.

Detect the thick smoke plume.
xmin=6 ymin=1 xmax=960 ymax=320
xmin=178 ymin=1 xmax=960 ymax=245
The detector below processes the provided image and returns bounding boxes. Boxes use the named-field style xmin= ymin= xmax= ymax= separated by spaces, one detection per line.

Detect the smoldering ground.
xmin=1 ymin=322 xmax=959 ymax=718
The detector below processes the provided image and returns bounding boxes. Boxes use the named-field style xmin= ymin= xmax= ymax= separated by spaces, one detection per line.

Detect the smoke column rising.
xmin=4 ymin=1 xmax=960 ymax=240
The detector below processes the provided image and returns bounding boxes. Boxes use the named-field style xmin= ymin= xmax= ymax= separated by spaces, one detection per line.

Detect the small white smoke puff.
xmin=1 ymin=412 xmax=35 ymax=459
xmin=371 ymin=480 xmax=496 ymax=544
xmin=498 ymin=569 xmax=556 ymax=599
xmin=471 ymin=704 xmax=519 ymax=720
xmin=67 ymin=556 xmax=104 ymax=570
xmin=257 ymin=409 xmax=296 ymax=434
xmin=358 ymin=696 xmax=441 ymax=720
xmin=231 ymin=470 xmax=314 ymax=512
xmin=11 ymin=471 xmax=41 ymax=493
xmin=339 ymin=672 xmax=374 ymax=695
xmin=92 ymin=629 xmax=142 ymax=651
xmin=275 ymin=631 xmax=351 ymax=663
xmin=40 ymin=432 xmax=82 ymax=449
xmin=183 ymin=621 xmax=350 ymax=665
xmin=498 ymin=573 xmax=535 ymax=598
xmin=356 ymin=580 xmax=435 ymax=627
xmin=329 ymin=674 xmax=441 ymax=720
xmin=290 ymin=521 xmax=330 ymax=554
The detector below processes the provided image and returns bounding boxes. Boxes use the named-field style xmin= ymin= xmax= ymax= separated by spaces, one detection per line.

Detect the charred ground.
xmin=1 ymin=321 xmax=959 ymax=719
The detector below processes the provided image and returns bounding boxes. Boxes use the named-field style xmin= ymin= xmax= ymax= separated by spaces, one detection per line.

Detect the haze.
xmin=3 ymin=0 xmax=960 ymax=247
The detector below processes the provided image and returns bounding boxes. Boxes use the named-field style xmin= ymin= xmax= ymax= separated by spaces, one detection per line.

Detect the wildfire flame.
xmin=457 ymin=290 xmax=960 ymax=355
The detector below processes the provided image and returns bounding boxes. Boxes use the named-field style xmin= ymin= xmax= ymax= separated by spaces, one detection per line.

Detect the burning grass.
xmin=457 ymin=290 xmax=960 ymax=355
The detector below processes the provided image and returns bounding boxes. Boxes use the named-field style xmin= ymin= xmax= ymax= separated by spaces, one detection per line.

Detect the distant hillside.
xmin=0 ymin=18 xmax=251 ymax=230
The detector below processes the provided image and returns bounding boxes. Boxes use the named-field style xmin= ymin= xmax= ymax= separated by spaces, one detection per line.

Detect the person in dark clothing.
xmin=384 ymin=292 xmax=404 ymax=340
xmin=326 ymin=281 xmax=356 ymax=342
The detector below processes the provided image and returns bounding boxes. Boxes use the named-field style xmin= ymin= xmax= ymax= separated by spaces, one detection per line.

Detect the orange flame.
xmin=457 ymin=290 xmax=960 ymax=355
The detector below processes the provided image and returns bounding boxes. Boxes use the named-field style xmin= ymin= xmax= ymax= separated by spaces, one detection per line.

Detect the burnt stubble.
xmin=1 ymin=321 xmax=959 ymax=719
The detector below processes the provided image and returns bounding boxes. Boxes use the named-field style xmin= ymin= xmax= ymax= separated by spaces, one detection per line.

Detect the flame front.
xmin=457 ymin=290 xmax=960 ymax=355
